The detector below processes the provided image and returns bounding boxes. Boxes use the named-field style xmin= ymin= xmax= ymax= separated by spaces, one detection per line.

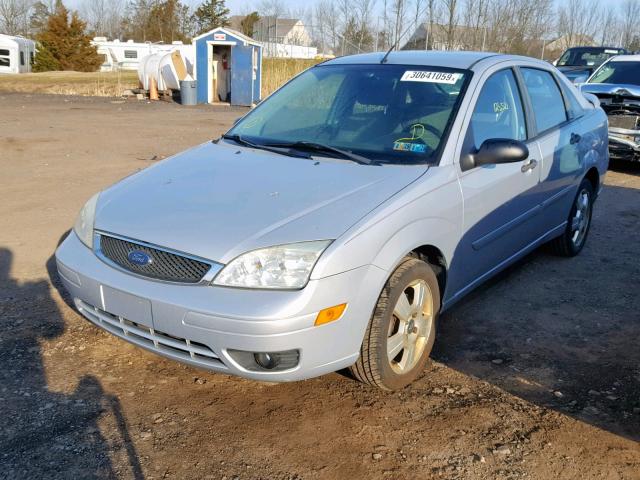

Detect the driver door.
xmin=451 ymin=67 xmax=541 ymax=297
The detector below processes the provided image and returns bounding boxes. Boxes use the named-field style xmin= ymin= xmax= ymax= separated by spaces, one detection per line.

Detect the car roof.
xmin=566 ymin=46 xmax=624 ymax=50
xmin=322 ymin=50 xmax=549 ymax=71
xmin=607 ymin=54 xmax=640 ymax=62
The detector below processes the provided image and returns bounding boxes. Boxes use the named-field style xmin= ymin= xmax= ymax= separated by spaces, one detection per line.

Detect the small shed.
xmin=193 ymin=27 xmax=262 ymax=106
xmin=0 ymin=34 xmax=35 ymax=74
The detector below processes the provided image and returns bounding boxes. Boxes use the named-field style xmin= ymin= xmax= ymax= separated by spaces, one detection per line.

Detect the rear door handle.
xmin=570 ymin=132 xmax=582 ymax=144
xmin=521 ymin=159 xmax=538 ymax=173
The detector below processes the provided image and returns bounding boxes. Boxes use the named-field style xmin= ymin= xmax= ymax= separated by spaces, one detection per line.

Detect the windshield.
xmin=227 ymin=64 xmax=470 ymax=164
xmin=589 ymin=61 xmax=640 ymax=86
xmin=557 ymin=48 xmax=623 ymax=67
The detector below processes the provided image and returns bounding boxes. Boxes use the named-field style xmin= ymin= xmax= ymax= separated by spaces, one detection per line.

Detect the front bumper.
xmin=55 ymin=232 xmax=387 ymax=381
xmin=609 ymin=129 xmax=640 ymax=162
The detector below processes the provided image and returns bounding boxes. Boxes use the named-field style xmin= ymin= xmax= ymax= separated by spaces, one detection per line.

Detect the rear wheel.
xmin=548 ymin=179 xmax=594 ymax=257
xmin=350 ymin=257 xmax=440 ymax=390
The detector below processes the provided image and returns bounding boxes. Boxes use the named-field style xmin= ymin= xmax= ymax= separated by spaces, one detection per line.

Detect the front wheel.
xmin=350 ymin=257 xmax=440 ymax=390
xmin=548 ymin=179 xmax=594 ymax=257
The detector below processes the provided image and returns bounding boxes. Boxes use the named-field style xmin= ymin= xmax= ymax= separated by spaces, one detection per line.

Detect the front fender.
xmin=312 ymin=165 xmax=463 ymax=284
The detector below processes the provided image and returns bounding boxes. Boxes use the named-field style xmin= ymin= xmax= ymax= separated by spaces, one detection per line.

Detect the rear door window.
xmin=558 ymin=79 xmax=584 ymax=119
xmin=521 ymin=68 xmax=568 ymax=133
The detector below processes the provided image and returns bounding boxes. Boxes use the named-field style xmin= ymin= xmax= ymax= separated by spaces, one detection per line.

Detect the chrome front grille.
xmin=98 ymin=234 xmax=212 ymax=284
xmin=76 ymin=299 xmax=225 ymax=369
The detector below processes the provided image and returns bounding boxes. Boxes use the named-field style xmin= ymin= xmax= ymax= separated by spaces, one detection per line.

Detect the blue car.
xmin=56 ymin=52 xmax=609 ymax=390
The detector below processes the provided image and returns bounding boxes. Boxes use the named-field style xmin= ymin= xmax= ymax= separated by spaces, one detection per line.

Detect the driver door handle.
xmin=521 ymin=159 xmax=538 ymax=173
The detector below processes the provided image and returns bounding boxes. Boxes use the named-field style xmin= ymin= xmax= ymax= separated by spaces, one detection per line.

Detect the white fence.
xmin=263 ymin=42 xmax=318 ymax=59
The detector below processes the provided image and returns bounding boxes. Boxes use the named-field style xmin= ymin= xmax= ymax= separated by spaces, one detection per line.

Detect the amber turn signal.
xmin=315 ymin=303 xmax=347 ymax=326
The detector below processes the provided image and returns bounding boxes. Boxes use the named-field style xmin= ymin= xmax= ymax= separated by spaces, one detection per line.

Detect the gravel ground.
xmin=1 ymin=93 xmax=639 ymax=480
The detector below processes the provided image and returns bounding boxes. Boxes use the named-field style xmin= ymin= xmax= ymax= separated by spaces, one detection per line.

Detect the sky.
xmin=64 ymin=0 xmax=379 ymax=17
xmin=65 ymin=0 xmax=629 ymax=18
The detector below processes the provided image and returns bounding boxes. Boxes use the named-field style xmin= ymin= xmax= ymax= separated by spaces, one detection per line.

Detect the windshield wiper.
xmin=263 ymin=141 xmax=377 ymax=165
xmin=220 ymin=134 xmax=311 ymax=159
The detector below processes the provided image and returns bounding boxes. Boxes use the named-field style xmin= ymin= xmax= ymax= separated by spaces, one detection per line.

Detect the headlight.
xmin=73 ymin=193 xmax=100 ymax=248
xmin=213 ymin=240 xmax=332 ymax=289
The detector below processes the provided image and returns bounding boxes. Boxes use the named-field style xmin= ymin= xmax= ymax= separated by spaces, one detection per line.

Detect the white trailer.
xmin=92 ymin=38 xmax=194 ymax=73
xmin=0 ymin=34 xmax=35 ymax=74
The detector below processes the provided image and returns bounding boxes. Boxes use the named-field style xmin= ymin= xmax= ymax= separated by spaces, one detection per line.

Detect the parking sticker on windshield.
xmin=394 ymin=141 xmax=427 ymax=153
xmin=394 ymin=124 xmax=428 ymax=153
xmin=401 ymin=71 xmax=461 ymax=84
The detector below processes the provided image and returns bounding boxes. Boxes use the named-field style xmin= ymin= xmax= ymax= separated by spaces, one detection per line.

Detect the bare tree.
xmin=556 ymin=0 xmax=601 ymax=50
xmin=0 ymin=0 xmax=34 ymax=35
xmin=596 ymin=4 xmax=619 ymax=45
xmin=442 ymin=0 xmax=458 ymax=50
xmin=82 ymin=0 xmax=125 ymax=39
xmin=619 ymin=0 xmax=640 ymax=48
xmin=313 ymin=0 xmax=342 ymax=53
xmin=258 ymin=0 xmax=288 ymax=18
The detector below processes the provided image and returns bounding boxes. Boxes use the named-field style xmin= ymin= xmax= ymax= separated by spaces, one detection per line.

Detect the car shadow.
xmin=0 ymin=242 xmax=144 ymax=479
xmin=431 ymin=182 xmax=640 ymax=442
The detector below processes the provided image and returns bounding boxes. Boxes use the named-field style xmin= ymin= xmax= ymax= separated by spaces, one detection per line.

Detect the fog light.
xmin=227 ymin=349 xmax=300 ymax=372
xmin=254 ymin=352 xmax=279 ymax=369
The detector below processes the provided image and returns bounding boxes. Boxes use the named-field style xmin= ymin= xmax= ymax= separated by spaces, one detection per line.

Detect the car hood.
xmin=580 ymin=83 xmax=640 ymax=98
xmin=558 ymin=65 xmax=593 ymax=79
xmin=95 ymin=142 xmax=427 ymax=263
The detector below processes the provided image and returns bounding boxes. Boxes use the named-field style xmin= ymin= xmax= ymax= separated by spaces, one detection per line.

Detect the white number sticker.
xmin=400 ymin=71 xmax=461 ymax=84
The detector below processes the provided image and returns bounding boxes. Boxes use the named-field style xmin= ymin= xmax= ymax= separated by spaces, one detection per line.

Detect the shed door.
xmin=230 ymin=44 xmax=254 ymax=106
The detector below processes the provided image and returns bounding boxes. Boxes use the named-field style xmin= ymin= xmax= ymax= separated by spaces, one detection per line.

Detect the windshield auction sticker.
xmin=401 ymin=71 xmax=462 ymax=84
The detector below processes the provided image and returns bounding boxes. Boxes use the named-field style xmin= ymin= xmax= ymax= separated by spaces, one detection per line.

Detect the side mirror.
xmin=461 ymin=138 xmax=529 ymax=172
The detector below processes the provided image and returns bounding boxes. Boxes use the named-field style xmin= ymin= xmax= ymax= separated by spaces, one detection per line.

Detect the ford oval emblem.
xmin=128 ymin=250 xmax=152 ymax=266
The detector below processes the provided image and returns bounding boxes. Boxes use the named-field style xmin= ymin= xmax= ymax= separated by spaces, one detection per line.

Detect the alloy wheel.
xmin=387 ymin=279 xmax=434 ymax=374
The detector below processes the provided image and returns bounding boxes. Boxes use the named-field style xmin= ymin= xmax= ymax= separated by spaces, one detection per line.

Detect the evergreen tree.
xmin=240 ymin=11 xmax=260 ymax=38
xmin=194 ymin=0 xmax=230 ymax=35
xmin=33 ymin=1 xmax=102 ymax=72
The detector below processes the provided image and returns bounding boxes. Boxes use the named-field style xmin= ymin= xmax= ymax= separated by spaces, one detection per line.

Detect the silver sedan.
xmin=56 ymin=51 xmax=608 ymax=390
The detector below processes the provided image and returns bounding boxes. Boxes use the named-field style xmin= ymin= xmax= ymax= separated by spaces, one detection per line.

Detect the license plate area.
xmin=100 ymin=285 xmax=153 ymax=327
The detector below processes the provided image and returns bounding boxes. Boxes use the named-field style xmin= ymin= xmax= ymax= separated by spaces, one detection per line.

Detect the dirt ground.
xmin=0 ymin=93 xmax=638 ymax=480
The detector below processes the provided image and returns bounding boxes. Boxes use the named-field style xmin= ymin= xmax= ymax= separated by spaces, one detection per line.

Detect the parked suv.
xmin=56 ymin=52 xmax=608 ymax=390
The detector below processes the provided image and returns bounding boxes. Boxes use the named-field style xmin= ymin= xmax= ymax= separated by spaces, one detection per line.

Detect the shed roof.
xmin=192 ymin=27 xmax=262 ymax=47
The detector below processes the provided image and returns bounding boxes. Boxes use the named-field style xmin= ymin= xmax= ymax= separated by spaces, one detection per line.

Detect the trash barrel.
xmin=180 ymin=79 xmax=197 ymax=105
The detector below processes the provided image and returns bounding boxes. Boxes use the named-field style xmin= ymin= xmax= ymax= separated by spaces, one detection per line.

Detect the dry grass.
xmin=261 ymin=58 xmax=322 ymax=98
xmin=0 ymin=60 xmax=322 ymax=99
xmin=0 ymin=71 xmax=139 ymax=97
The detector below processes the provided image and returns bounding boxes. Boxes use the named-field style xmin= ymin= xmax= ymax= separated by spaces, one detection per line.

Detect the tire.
xmin=548 ymin=178 xmax=594 ymax=257
xmin=350 ymin=257 xmax=441 ymax=390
